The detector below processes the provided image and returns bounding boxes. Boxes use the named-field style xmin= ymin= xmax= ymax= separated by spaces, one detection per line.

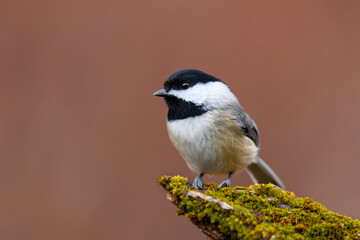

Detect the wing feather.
xmin=226 ymin=105 xmax=259 ymax=146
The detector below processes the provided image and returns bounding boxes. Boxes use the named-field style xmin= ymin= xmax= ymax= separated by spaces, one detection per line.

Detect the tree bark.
xmin=158 ymin=176 xmax=360 ymax=240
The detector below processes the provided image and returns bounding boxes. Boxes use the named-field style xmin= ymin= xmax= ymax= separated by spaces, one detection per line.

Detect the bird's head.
xmin=154 ymin=69 xmax=238 ymax=114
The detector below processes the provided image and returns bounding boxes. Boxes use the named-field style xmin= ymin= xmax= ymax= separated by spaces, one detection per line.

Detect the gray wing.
xmin=227 ymin=105 xmax=285 ymax=188
xmin=229 ymin=105 xmax=259 ymax=146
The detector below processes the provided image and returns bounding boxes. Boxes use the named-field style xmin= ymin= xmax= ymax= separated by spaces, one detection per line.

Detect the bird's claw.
xmin=218 ymin=179 xmax=231 ymax=189
xmin=192 ymin=175 xmax=204 ymax=189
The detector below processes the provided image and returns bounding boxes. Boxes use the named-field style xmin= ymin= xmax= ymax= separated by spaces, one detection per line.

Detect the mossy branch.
xmin=157 ymin=176 xmax=360 ymax=240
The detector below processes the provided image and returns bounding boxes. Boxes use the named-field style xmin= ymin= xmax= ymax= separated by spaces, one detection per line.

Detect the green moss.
xmin=157 ymin=176 xmax=360 ymax=240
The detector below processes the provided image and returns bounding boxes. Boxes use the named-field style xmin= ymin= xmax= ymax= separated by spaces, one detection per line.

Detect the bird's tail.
xmin=246 ymin=157 xmax=285 ymax=189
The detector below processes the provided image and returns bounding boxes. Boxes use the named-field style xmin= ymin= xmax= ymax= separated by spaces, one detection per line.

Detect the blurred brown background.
xmin=1 ymin=1 xmax=360 ymax=239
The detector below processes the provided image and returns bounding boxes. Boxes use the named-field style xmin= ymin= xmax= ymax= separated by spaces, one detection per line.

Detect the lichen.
xmin=157 ymin=175 xmax=360 ymax=240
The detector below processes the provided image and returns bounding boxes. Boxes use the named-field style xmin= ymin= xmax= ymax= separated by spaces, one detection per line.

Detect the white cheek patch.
xmin=168 ymin=82 xmax=239 ymax=109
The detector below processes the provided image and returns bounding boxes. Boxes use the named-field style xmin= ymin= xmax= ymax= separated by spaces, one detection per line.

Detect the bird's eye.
xmin=181 ymin=83 xmax=190 ymax=90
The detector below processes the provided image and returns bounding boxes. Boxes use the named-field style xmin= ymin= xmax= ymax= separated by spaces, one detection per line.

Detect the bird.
xmin=154 ymin=69 xmax=285 ymax=189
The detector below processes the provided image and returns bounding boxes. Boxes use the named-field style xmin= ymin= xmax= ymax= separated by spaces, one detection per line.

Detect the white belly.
xmin=166 ymin=111 xmax=258 ymax=175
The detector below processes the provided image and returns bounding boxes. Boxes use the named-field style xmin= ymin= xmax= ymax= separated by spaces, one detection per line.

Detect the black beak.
xmin=153 ymin=88 xmax=167 ymax=97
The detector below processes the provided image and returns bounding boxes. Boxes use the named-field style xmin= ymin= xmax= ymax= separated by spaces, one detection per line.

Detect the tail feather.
xmin=246 ymin=157 xmax=285 ymax=189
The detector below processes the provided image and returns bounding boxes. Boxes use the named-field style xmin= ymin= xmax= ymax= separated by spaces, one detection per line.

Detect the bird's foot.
xmin=218 ymin=179 xmax=231 ymax=189
xmin=218 ymin=172 xmax=233 ymax=189
xmin=192 ymin=174 xmax=204 ymax=189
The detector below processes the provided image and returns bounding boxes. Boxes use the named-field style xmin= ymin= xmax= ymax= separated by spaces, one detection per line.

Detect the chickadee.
xmin=154 ymin=69 xmax=285 ymax=189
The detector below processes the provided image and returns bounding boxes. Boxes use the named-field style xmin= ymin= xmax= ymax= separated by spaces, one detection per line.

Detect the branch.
xmin=157 ymin=176 xmax=360 ymax=240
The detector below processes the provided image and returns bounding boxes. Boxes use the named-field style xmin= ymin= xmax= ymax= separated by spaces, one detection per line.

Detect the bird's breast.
xmin=166 ymin=110 xmax=258 ymax=174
